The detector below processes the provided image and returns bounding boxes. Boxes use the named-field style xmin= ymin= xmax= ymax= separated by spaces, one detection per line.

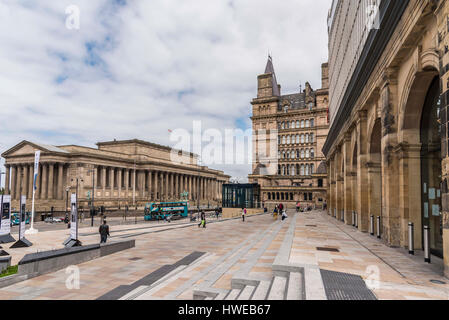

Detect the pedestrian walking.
xmin=282 ymin=210 xmax=288 ymax=221
xmin=273 ymin=206 xmax=278 ymax=221
xmin=198 ymin=211 xmax=206 ymax=228
xmin=99 ymin=220 xmax=110 ymax=244
xmin=242 ymin=207 xmax=246 ymax=222
xmin=215 ymin=209 xmax=220 ymax=220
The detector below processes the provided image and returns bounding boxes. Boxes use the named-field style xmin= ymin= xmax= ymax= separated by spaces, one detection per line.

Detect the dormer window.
xmin=284 ymin=105 xmax=289 ymax=113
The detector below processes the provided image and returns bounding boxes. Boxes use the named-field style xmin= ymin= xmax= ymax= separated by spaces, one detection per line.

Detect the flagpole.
xmin=26 ymin=151 xmax=40 ymax=235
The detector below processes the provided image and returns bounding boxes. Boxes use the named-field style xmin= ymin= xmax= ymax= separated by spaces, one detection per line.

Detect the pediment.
xmin=1 ymin=141 xmax=67 ymax=158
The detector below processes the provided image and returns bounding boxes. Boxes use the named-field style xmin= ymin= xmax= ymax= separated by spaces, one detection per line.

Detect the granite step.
xmin=237 ymin=285 xmax=256 ymax=300
xmin=267 ymin=276 xmax=287 ymax=300
xmin=251 ymin=280 xmax=272 ymax=300
xmin=286 ymin=272 xmax=303 ymax=300
xmin=225 ymin=288 xmax=242 ymax=300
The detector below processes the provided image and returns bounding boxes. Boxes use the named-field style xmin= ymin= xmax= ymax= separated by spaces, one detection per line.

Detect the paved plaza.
xmin=0 ymin=211 xmax=448 ymax=300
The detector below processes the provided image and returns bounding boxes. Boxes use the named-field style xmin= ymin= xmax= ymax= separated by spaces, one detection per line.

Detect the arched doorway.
xmin=420 ymin=77 xmax=443 ymax=258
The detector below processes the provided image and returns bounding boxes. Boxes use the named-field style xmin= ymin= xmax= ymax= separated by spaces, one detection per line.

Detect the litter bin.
xmin=41 ymin=214 xmax=46 ymax=222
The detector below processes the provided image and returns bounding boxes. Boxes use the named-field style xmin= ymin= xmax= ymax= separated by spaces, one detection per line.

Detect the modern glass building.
xmin=222 ymin=184 xmax=261 ymax=209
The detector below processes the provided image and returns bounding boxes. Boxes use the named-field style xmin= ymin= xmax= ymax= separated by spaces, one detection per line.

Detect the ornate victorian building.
xmin=2 ymin=139 xmax=230 ymax=212
xmin=248 ymin=57 xmax=330 ymax=209
xmin=324 ymin=0 xmax=449 ymax=277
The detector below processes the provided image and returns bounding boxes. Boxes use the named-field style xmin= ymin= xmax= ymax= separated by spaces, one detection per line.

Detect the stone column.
xmin=102 ymin=167 xmax=106 ymax=197
xmin=356 ymin=111 xmax=369 ymax=232
xmin=109 ymin=167 xmax=115 ymax=198
xmin=36 ymin=164 xmax=41 ymax=200
xmin=41 ymin=164 xmax=48 ymax=200
xmin=164 ymin=172 xmax=169 ymax=201
xmin=124 ymin=169 xmax=129 ymax=200
xmin=57 ymin=164 xmax=64 ymax=200
xmin=48 ymin=163 xmax=54 ymax=200
xmin=118 ymin=169 xmax=122 ymax=199
xmin=10 ymin=165 xmax=16 ymax=199
xmin=343 ymin=135 xmax=353 ymax=224
xmin=139 ymin=170 xmax=145 ymax=199
xmin=22 ymin=165 xmax=28 ymax=199
xmin=28 ymin=164 xmax=34 ymax=199
xmin=169 ymin=173 xmax=173 ymax=200
xmin=148 ymin=170 xmax=154 ymax=200
xmin=4 ymin=165 xmax=10 ymax=195
xmin=15 ymin=165 xmax=21 ymax=199
xmin=154 ymin=171 xmax=159 ymax=200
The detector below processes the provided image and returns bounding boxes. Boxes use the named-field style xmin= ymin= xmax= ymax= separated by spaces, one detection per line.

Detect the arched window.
xmin=291 ymin=165 xmax=295 ymax=176
xmin=301 ymin=135 xmax=305 ymax=144
xmin=281 ymin=122 xmax=285 ymax=129
xmin=278 ymin=165 xmax=281 ymax=175
xmin=296 ymin=164 xmax=300 ymax=175
xmin=286 ymin=165 xmax=290 ymax=175
xmin=305 ymin=164 xmax=310 ymax=176
xmin=310 ymin=133 xmax=314 ymax=143
xmin=301 ymin=120 xmax=305 ymax=128
xmin=296 ymin=135 xmax=300 ymax=144
xmin=306 ymin=134 xmax=309 ymax=143
xmin=306 ymin=149 xmax=310 ymax=158
xmin=300 ymin=165 xmax=305 ymax=176
xmin=301 ymin=149 xmax=305 ymax=159
xmin=287 ymin=135 xmax=290 ymax=144
xmin=311 ymin=148 xmax=315 ymax=158
xmin=310 ymin=119 xmax=315 ymax=127
xmin=297 ymin=149 xmax=300 ymax=158
xmin=291 ymin=121 xmax=295 ymax=128
xmin=287 ymin=150 xmax=290 ymax=159
xmin=291 ymin=150 xmax=295 ymax=159
xmin=306 ymin=120 xmax=310 ymax=128
xmin=282 ymin=136 xmax=286 ymax=144
xmin=311 ymin=164 xmax=315 ymax=174
xmin=286 ymin=121 xmax=290 ymax=129
xmin=296 ymin=120 xmax=300 ymax=128
xmin=282 ymin=165 xmax=286 ymax=175
xmin=282 ymin=151 xmax=285 ymax=159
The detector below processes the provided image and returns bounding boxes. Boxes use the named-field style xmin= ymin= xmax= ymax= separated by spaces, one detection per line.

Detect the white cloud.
xmin=0 ymin=0 xmax=331 ymax=185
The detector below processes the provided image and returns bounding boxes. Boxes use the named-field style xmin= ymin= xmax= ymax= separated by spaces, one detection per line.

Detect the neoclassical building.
xmin=2 ymin=139 xmax=230 ymax=212
xmin=324 ymin=0 xmax=449 ymax=277
xmin=248 ymin=57 xmax=329 ymax=209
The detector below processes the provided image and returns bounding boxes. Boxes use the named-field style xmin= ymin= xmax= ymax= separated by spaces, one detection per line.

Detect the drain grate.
xmin=129 ymin=257 xmax=142 ymax=261
xmin=430 ymin=279 xmax=446 ymax=285
xmin=316 ymin=247 xmax=340 ymax=252
xmin=320 ymin=269 xmax=377 ymax=300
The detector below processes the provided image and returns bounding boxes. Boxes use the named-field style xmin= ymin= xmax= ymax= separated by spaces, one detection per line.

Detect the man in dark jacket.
xmin=99 ymin=220 xmax=110 ymax=243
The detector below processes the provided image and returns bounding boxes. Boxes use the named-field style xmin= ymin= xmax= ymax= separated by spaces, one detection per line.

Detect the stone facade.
xmin=248 ymin=57 xmax=329 ymax=210
xmin=324 ymin=0 xmax=449 ymax=277
xmin=1 ymin=139 xmax=230 ymax=212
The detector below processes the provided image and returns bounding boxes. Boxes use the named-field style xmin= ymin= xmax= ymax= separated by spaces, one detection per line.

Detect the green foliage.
xmin=0 ymin=265 xmax=18 ymax=278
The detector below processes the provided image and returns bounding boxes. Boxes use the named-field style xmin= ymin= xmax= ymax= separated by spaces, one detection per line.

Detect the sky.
xmin=0 ymin=0 xmax=331 ymax=186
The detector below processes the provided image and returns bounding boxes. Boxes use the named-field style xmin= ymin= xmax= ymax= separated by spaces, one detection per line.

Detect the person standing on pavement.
xmin=242 ymin=207 xmax=247 ymax=222
xmin=99 ymin=220 xmax=110 ymax=243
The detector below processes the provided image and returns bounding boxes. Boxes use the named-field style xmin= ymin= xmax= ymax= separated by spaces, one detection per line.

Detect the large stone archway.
xmin=397 ymin=69 xmax=440 ymax=250
xmin=368 ymin=118 xmax=382 ymax=236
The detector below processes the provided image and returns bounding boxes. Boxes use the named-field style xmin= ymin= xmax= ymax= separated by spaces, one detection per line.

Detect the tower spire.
xmin=264 ymin=55 xmax=280 ymax=97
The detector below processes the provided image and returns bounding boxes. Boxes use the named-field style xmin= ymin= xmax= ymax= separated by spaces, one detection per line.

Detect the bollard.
xmin=334 ymin=208 xmax=336 ymax=218
xmin=370 ymin=215 xmax=374 ymax=236
xmin=341 ymin=211 xmax=345 ymax=222
xmin=376 ymin=216 xmax=381 ymax=239
xmin=355 ymin=213 xmax=358 ymax=229
xmin=352 ymin=211 xmax=355 ymax=227
xmin=424 ymin=226 xmax=431 ymax=263
xmin=408 ymin=222 xmax=414 ymax=255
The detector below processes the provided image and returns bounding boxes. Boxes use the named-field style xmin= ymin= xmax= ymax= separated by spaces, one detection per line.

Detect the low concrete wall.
xmin=0 ymin=256 xmax=11 ymax=273
xmin=17 ymin=240 xmax=135 ymax=279
xmin=222 ymin=208 xmax=261 ymax=219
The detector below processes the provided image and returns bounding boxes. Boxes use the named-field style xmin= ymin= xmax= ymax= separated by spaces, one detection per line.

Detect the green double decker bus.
xmin=144 ymin=201 xmax=189 ymax=221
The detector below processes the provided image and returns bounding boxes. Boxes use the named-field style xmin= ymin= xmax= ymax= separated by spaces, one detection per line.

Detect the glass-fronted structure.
xmin=222 ymin=184 xmax=261 ymax=209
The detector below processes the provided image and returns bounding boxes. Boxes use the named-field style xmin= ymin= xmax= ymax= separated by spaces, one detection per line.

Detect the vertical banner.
xmin=33 ymin=151 xmax=40 ymax=191
xmin=0 ymin=195 xmax=11 ymax=236
xmin=19 ymin=196 xmax=26 ymax=240
xmin=70 ymin=193 xmax=78 ymax=240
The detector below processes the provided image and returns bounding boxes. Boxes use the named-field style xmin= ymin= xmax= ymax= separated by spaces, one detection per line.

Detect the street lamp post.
xmin=197 ymin=157 xmax=201 ymax=213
